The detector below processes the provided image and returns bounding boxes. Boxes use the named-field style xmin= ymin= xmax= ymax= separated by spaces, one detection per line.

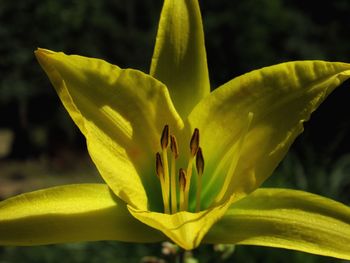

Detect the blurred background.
xmin=0 ymin=0 xmax=350 ymax=262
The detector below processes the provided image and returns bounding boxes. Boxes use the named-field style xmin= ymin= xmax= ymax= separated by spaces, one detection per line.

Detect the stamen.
xmin=170 ymin=135 xmax=179 ymax=213
xmin=184 ymin=128 xmax=200 ymax=211
xmin=156 ymin=152 xmax=170 ymax=214
xmin=155 ymin=126 xmax=205 ymax=213
xmin=196 ymin=147 xmax=204 ymax=176
xmin=190 ymin=128 xmax=200 ymax=157
xmin=160 ymin=125 xmax=170 ymax=213
xmin=195 ymin=147 xmax=204 ymax=212
xmin=160 ymin=125 xmax=170 ymax=150
xmin=179 ymin=168 xmax=187 ymax=211
xmin=170 ymin=135 xmax=179 ymax=159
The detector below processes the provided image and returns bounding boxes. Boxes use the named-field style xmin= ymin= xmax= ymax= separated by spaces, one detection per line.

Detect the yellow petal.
xmin=35 ymin=49 xmax=183 ymax=210
xmin=205 ymin=188 xmax=350 ymax=260
xmin=150 ymin=0 xmax=210 ymax=117
xmin=128 ymin=195 xmax=235 ymax=250
xmin=0 ymin=184 xmax=163 ymax=245
xmin=189 ymin=61 xmax=350 ymax=205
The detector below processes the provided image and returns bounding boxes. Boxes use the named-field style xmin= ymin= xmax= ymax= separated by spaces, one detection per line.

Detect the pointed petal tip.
xmin=34 ymin=48 xmax=58 ymax=67
xmin=128 ymin=206 xmax=204 ymax=250
xmin=150 ymin=0 xmax=210 ymax=117
xmin=128 ymin=196 xmax=236 ymax=250
xmin=34 ymin=48 xmax=56 ymax=58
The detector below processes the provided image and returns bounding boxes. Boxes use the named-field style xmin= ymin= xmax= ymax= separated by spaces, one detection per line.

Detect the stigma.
xmin=155 ymin=125 xmax=204 ymax=214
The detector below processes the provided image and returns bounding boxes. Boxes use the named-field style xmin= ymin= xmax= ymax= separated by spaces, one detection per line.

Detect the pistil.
xmin=170 ymin=135 xmax=179 ymax=213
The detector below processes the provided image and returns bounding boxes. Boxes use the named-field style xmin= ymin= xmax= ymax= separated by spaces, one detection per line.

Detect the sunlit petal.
xmin=35 ymin=49 xmax=183 ymax=210
xmin=150 ymin=0 xmax=210 ymax=117
xmin=129 ymin=195 xmax=234 ymax=250
xmin=0 ymin=184 xmax=163 ymax=245
xmin=189 ymin=61 xmax=350 ymax=206
xmin=205 ymin=188 xmax=350 ymax=260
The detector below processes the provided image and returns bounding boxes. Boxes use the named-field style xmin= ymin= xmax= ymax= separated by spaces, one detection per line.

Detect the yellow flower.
xmin=1 ymin=0 xmax=350 ymax=259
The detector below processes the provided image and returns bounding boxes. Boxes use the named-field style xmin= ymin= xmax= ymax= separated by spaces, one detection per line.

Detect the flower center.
xmin=155 ymin=125 xmax=204 ymax=214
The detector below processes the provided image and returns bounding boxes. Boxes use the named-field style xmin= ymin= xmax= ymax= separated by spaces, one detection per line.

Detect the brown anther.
xmin=190 ymin=128 xmax=200 ymax=156
xmin=179 ymin=168 xmax=187 ymax=191
xmin=160 ymin=125 xmax=169 ymax=150
xmin=196 ymin=147 xmax=204 ymax=176
xmin=156 ymin=152 xmax=164 ymax=178
xmin=170 ymin=135 xmax=179 ymax=159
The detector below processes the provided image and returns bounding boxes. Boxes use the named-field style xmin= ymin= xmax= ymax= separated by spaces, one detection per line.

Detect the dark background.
xmin=0 ymin=0 xmax=349 ymax=262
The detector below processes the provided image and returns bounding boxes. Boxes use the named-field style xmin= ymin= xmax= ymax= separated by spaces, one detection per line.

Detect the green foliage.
xmin=0 ymin=0 xmax=161 ymax=103
xmin=0 ymin=242 xmax=161 ymax=263
xmin=202 ymin=0 xmax=350 ymax=84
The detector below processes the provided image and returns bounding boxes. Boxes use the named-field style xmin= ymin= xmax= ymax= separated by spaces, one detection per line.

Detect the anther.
xmin=190 ymin=128 xmax=200 ymax=157
xmin=179 ymin=168 xmax=186 ymax=191
xmin=161 ymin=125 xmax=169 ymax=150
xmin=196 ymin=147 xmax=204 ymax=176
xmin=156 ymin=152 xmax=164 ymax=179
xmin=179 ymin=168 xmax=187 ymax=211
xmin=195 ymin=147 xmax=204 ymax=212
xmin=170 ymin=135 xmax=179 ymax=159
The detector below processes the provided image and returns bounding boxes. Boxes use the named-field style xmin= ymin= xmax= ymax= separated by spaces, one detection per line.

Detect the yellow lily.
xmin=1 ymin=0 xmax=350 ymax=259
